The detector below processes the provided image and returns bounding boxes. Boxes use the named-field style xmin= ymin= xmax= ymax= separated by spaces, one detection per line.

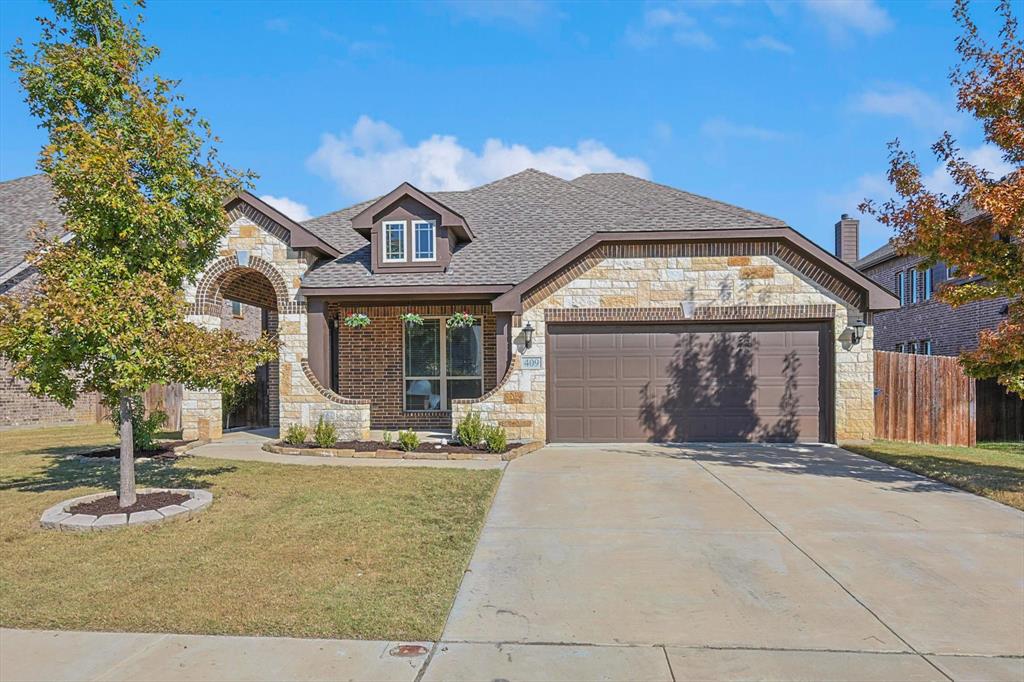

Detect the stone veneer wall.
xmin=453 ymin=244 xmax=875 ymax=444
xmin=180 ymin=212 xmax=369 ymax=441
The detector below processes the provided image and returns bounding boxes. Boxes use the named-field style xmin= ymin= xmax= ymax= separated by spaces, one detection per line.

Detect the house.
xmin=852 ymin=224 xmax=1011 ymax=357
xmin=1 ymin=170 xmax=899 ymax=444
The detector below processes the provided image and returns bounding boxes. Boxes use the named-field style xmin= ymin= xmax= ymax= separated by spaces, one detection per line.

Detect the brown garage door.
xmin=547 ymin=323 xmax=830 ymax=443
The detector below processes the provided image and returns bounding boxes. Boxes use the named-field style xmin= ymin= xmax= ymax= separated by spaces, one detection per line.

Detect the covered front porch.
xmin=305 ymin=299 xmax=514 ymax=432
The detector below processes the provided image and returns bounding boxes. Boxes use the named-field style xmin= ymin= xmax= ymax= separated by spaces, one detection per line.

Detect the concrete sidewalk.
xmin=5 ymin=628 xmax=1023 ymax=682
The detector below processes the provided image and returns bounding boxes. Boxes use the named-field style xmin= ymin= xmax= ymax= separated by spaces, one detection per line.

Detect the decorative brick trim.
xmin=189 ymin=254 xmax=304 ymax=315
xmin=299 ymin=359 xmax=366 ymax=405
xmin=227 ymin=204 xmax=291 ymax=245
xmin=544 ymin=305 xmax=837 ymax=323
xmin=454 ymin=355 xmax=521 ymax=405
xmin=522 ymin=240 xmax=863 ymax=310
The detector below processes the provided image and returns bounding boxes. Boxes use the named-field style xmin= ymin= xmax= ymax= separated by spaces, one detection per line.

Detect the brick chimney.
xmin=835 ymin=213 xmax=859 ymax=265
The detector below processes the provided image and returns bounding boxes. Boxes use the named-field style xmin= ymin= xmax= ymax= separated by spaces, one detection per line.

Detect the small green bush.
xmin=284 ymin=424 xmax=308 ymax=445
xmin=397 ymin=429 xmax=420 ymax=452
xmin=483 ymin=424 xmax=508 ymax=453
xmin=382 ymin=430 xmax=393 ymax=447
xmin=455 ymin=412 xmax=485 ymax=448
xmin=112 ymin=396 xmax=167 ymax=452
xmin=313 ymin=416 xmax=339 ymax=448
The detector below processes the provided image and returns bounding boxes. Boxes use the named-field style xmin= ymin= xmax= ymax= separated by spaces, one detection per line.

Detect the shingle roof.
xmin=855 ymin=242 xmax=896 ymax=270
xmin=301 ymin=169 xmax=787 ymax=288
xmin=0 ymin=174 xmax=66 ymax=274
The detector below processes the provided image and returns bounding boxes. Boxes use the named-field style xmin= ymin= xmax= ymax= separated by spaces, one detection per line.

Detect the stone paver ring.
xmin=39 ymin=488 xmax=213 ymax=532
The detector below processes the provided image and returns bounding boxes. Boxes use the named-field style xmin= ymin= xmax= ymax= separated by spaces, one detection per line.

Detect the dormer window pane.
xmin=413 ymin=221 xmax=435 ymax=261
xmin=384 ymin=221 xmax=406 ymax=262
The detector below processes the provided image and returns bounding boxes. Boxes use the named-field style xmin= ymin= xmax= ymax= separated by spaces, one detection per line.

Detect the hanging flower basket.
xmin=400 ymin=312 xmax=424 ymax=327
xmin=343 ymin=312 xmax=371 ymax=329
xmin=447 ymin=312 xmax=476 ymax=329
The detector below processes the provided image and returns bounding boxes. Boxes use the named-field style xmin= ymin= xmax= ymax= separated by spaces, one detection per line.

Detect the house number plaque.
xmin=521 ymin=356 xmax=543 ymax=370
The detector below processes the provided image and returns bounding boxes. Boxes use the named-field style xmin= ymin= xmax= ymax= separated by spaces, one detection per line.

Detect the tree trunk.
xmin=119 ymin=395 xmax=137 ymax=508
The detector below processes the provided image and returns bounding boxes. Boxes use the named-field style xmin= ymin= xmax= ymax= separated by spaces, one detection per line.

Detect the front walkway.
xmin=188 ymin=430 xmax=504 ymax=470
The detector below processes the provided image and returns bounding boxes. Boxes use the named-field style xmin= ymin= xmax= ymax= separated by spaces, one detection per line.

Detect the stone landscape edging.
xmin=39 ymin=488 xmax=213 ymax=532
xmin=262 ymin=439 xmax=543 ymax=462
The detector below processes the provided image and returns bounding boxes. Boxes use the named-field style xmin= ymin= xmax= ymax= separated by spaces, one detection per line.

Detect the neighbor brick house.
xmin=850 ymin=210 xmax=1011 ymax=356
xmin=2 ymin=170 xmax=899 ymax=444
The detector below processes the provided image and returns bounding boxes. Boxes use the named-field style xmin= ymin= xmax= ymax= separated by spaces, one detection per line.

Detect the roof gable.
xmin=349 ymin=182 xmax=474 ymax=242
xmin=223 ymin=192 xmax=340 ymax=258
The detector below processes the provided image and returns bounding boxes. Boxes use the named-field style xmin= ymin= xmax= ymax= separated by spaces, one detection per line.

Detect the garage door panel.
xmin=548 ymin=323 xmax=829 ymax=443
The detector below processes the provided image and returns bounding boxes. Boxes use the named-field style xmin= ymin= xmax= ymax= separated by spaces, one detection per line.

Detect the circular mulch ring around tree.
xmin=39 ymin=488 xmax=213 ymax=532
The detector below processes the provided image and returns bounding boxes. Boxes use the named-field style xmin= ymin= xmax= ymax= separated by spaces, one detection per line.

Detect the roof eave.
xmin=225 ymin=192 xmax=341 ymax=258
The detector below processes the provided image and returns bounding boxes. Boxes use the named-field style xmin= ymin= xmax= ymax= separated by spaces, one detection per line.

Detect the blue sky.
xmin=0 ymin=0 xmax=1012 ymax=255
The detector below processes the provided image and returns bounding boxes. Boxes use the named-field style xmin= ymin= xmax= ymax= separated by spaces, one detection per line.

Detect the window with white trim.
xmin=920 ymin=340 xmax=932 ymax=355
xmin=383 ymin=221 xmax=406 ymax=262
xmin=404 ymin=317 xmax=483 ymax=411
xmin=413 ymin=220 xmax=436 ymax=261
xmin=895 ymin=343 xmax=905 ymax=353
xmin=910 ymin=269 xmax=919 ymax=304
xmin=924 ymin=268 xmax=933 ymax=300
xmin=896 ymin=271 xmax=905 ymax=306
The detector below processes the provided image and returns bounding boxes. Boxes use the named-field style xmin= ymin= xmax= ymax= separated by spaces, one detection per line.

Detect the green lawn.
xmin=845 ymin=440 xmax=1024 ymax=511
xmin=0 ymin=424 xmax=501 ymax=640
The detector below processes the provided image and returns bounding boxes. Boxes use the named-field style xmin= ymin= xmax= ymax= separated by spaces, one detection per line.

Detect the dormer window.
xmin=413 ymin=220 xmax=436 ymax=261
xmin=383 ymin=221 xmax=406 ymax=262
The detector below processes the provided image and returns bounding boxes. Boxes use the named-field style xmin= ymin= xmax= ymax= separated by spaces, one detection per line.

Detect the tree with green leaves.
xmin=862 ymin=0 xmax=1023 ymax=394
xmin=1 ymin=0 xmax=277 ymax=507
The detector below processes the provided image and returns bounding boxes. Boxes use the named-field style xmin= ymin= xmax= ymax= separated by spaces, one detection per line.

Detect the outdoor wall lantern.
xmin=236 ymin=250 xmax=250 ymax=267
xmin=522 ymin=322 xmax=535 ymax=349
xmin=850 ymin=317 xmax=867 ymax=345
xmin=680 ymin=301 xmax=697 ymax=319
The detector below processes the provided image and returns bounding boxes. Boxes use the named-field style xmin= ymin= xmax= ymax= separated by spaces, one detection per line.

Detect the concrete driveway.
xmin=441 ymin=443 xmax=1024 ymax=680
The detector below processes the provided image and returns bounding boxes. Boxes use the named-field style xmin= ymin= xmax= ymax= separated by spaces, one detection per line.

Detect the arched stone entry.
xmin=183 ymin=254 xmax=289 ymax=439
xmin=180 ymin=207 xmax=370 ymax=443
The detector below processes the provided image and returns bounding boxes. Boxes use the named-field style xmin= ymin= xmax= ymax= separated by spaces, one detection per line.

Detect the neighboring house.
xmin=0 ymin=175 xmax=264 ymax=430
xmin=852 ymin=211 xmax=1010 ymax=356
xmin=2 ymin=170 xmax=899 ymax=444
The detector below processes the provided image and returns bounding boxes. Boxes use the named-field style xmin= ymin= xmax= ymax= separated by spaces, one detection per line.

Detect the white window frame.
xmin=402 ymin=316 xmax=483 ymax=412
xmin=383 ymin=220 xmax=407 ymax=262
xmin=910 ymin=270 xmax=919 ymax=304
xmin=412 ymin=220 xmax=436 ymax=262
xmin=896 ymin=271 xmax=905 ymax=306
xmin=921 ymin=339 xmax=932 ymax=355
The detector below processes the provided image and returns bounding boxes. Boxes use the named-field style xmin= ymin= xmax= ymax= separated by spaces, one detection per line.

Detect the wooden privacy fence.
xmin=874 ymin=351 xmax=976 ymax=447
xmin=94 ymin=383 xmax=183 ymax=432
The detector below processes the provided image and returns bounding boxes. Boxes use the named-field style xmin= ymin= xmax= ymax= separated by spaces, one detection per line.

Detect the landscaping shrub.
xmin=455 ymin=412 xmax=485 ymax=448
xmin=313 ymin=416 xmax=338 ymax=448
xmin=111 ymin=397 xmax=167 ymax=452
xmin=382 ymin=430 xmax=393 ymax=447
xmin=397 ymin=429 xmax=420 ymax=452
xmin=284 ymin=424 xmax=308 ymax=445
xmin=483 ymin=424 xmax=507 ymax=453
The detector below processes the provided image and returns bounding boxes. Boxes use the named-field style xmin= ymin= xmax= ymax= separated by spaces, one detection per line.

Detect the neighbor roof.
xmin=0 ymin=174 xmax=66 ymax=274
xmin=855 ymin=242 xmax=897 ymax=270
xmin=301 ymin=169 xmax=787 ymax=289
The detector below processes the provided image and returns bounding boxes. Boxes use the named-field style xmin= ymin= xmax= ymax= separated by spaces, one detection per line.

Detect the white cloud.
xmin=854 ymin=85 xmax=959 ymax=132
xmin=700 ymin=117 xmax=785 ymax=141
xmin=624 ymin=7 xmax=716 ymax=50
xmin=307 ymin=116 xmax=649 ymax=200
xmin=259 ymin=195 xmax=313 ymax=221
xmin=803 ymin=0 xmax=892 ymax=41
xmin=744 ymin=35 xmax=794 ymax=54
xmin=923 ymin=144 xmax=1015 ymax=196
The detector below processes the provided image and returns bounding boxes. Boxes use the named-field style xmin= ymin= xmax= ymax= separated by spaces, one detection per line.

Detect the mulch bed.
xmin=69 ymin=491 xmax=190 ymax=516
xmin=288 ymin=440 xmax=514 ymax=455
xmin=75 ymin=441 xmax=189 ymax=460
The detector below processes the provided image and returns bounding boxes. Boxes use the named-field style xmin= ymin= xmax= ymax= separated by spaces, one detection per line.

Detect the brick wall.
xmin=861 ymin=253 xmax=1008 ymax=356
xmin=329 ymin=303 xmax=497 ymax=430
